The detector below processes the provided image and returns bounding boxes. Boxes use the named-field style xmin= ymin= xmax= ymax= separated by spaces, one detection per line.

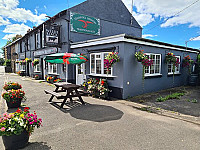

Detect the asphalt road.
xmin=0 ymin=69 xmax=199 ymax=150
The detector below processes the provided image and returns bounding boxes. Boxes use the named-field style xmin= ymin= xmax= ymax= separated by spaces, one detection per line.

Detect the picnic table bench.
xmin=44 ymin=82 xmax=87 ymax=108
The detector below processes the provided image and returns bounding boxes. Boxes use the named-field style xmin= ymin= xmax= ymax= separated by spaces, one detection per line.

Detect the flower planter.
xmin=6 ymin=99 xmax=21 ymax=109
xmin=2 ymin=130 xmax=29 ymax=150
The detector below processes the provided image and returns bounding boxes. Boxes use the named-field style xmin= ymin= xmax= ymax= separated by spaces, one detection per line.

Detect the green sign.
xmin=70 ymin=12 xmax=100 ymax=35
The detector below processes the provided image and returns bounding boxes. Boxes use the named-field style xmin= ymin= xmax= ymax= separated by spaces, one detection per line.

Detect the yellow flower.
xmin=20 ymin=114 xmax=24 ymax=118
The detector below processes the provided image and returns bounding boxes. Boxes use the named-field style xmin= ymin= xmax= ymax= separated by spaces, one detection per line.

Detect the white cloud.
xmin=122 ymin=0 xmax=200 ymax=28
xmin=142 ymin=34 xmax=157 ymax=38
xmin=132 ymin=12 xmax=154 ymax=27
xmin=3 ymin=23 xmax=31 ymax=40
xmin=0 ymin=16 xmax=10 ymax=26
xmin=0 ymin=0 xmax=47 ymax=25
xmin=2 ymin=33 xmax=17 ymax=40
xmin=44 ymin=5 xmax=47 ymax=9
xmin=190 ymin=36 xmax=200 ymax=41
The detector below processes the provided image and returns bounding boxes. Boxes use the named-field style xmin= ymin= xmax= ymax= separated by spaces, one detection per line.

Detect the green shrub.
xmin=156 ymin=92 xmax=185 ymax=102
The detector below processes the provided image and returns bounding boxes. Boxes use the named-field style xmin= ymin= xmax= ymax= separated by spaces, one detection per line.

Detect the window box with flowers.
xmin=0 ymin=108 xmax=42 ymax=150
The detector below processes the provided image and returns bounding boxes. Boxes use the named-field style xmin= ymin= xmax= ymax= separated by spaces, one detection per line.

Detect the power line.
xmin=143 ymin=0 xmax=200 ymax=33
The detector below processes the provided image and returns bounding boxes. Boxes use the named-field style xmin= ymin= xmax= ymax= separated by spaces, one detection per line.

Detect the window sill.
xmin=34 ymin=71 xmax=41 ymax=73
xmin=144 ymin=74 xmax=162 ymax=79
xmin=87 ymin=74 xmax=117 ymax=78
xmin=168 ymin=73 xmax=181 ymax=76
xmin=48 ymin=73 xmax=59 ymax=76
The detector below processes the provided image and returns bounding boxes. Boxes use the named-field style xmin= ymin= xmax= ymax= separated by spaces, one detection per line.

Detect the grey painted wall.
xmin=123 ymin=42 xmax=198 ymax=99
xmin=72 ymin=42 xmax=125 ymax=88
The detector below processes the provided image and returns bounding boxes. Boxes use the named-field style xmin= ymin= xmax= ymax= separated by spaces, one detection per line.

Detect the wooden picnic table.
xmin=44 ymin=82 xmax=86 ymax=108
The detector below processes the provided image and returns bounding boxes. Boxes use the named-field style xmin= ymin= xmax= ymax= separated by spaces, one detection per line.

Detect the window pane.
xmin=96 ymin=60 xmax=101 ymax=74
xmin=53 ymin=64 xmax=57 ymax=73
xmin=104 ymin=53 xmax=111 ymax=75
xmin=91 ymin=54 xmax=95 ymax=73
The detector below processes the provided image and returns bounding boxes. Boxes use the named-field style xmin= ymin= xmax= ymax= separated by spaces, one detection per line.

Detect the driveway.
xmin=0 ymin=72 xmax=200 ymax=150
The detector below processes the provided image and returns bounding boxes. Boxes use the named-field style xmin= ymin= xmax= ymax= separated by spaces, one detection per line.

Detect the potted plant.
xmin=2 ymin=89 xmax=26 ymax=108
xmin=34 ymin=75 xmax=40 ymax=80
xmin=3 ymin=82 xmax=22 ymax=91
xmin=0 ymin=108 xmax=42 ymax=150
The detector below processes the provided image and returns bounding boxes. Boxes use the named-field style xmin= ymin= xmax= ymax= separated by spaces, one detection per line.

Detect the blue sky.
xmin=0 ymin=0 xmax=200 ymax=55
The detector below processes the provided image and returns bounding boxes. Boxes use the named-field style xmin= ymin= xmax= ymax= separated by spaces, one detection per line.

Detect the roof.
xmin=71 ymin=34 xmax=200 ymax=53
xmin=4 ymin=0 xmax=142 ymax=49
xmin=69 ymin=0 xmax=141 ymax=29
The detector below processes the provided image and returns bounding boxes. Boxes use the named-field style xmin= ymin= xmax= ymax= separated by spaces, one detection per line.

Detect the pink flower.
xmin=0 ymin=127 xmax=6 ymax=132
xmin=29 ymin=122 xmax=33 ymax=125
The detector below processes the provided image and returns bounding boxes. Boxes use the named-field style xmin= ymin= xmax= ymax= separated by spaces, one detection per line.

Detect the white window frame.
xmin=90 ymin=52 xmax=113 ymax=77
xmin=34 ymin=64 xmax=40 ymax=72
xmin=48 ymin=63 xmax=57 ymax=74
xmin=144 ymin=53 xmax=162 ymax=76
xmin=168 ymin=56 xmax=180 ymax=75
xmin=20 ymin=64 xmax=25 ymax=71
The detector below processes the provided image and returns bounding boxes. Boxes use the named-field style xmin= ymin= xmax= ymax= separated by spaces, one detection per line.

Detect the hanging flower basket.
xmin=19 ymin=60 xmax=26 ymax=65
xmin=32 ymin=59 xmax=39 ymax=67
xmin=165 ymin=52 xmax=180 ymax=82
xmin=182 ymin=55 xmax=194 ymax=74
xmin=135 ymin=50 xmax=153 ymax=80
xmin=104 ymin=52 xmax=120 ymax=74
xmin=25 ymin=58 xmax=32 ymax=63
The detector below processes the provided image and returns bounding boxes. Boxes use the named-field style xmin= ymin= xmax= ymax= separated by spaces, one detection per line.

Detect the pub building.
xmin=5 ymin=0 xmax=199 ymax=99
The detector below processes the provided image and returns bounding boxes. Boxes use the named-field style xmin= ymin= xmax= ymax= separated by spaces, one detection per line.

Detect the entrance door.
xmin=76 ymin=63 xmax=86 ymax=85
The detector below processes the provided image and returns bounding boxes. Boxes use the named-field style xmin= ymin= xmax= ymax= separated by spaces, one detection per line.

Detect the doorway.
xmin=76 ymin=63 xmax=86 ymax=85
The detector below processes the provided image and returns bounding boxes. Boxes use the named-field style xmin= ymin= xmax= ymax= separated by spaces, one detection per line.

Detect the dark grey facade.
xmin=71 ymin=34 xmax=199 ymax=99
xmin=5 ymin=0 xmax=199 ymax=99
xmin=15 ymin=0 xmax=142 ymax=80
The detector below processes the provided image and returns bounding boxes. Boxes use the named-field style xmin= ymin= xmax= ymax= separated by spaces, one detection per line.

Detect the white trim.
xmin=71 ymin=34 xmax=199 ymax=53
xmin=87 ymin=74 xmax=117 ymax=78
xmin=89 ymin=52 xmax=113 ymax=76
xmin=167 ymin=55 xmax=181 ymax=74
xmin=145 ymin=74 xmax=162 ymax=77
xmin=48 ymin=63 xmax=57 ymax=74
xmin=144 ymin=53 xmax=161 ymax=76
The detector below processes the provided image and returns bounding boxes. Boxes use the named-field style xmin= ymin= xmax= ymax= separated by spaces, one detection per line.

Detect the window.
xmin=168 ymin=56 xmax=180 ymax=74
xmin=35 ymin=32 xmax=40 ymax=49
xmin=20 ymin=65 xmax=25 ymax=71
xmin=90 ymin=52 xmax=112 ymax=76
xmin=48 ymin=63 xmax=57 ymax=74
xmin=34 ymin=63 xmax=40 ymax=72
xmin=145 ymin=53 xmax=161 ymax=76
